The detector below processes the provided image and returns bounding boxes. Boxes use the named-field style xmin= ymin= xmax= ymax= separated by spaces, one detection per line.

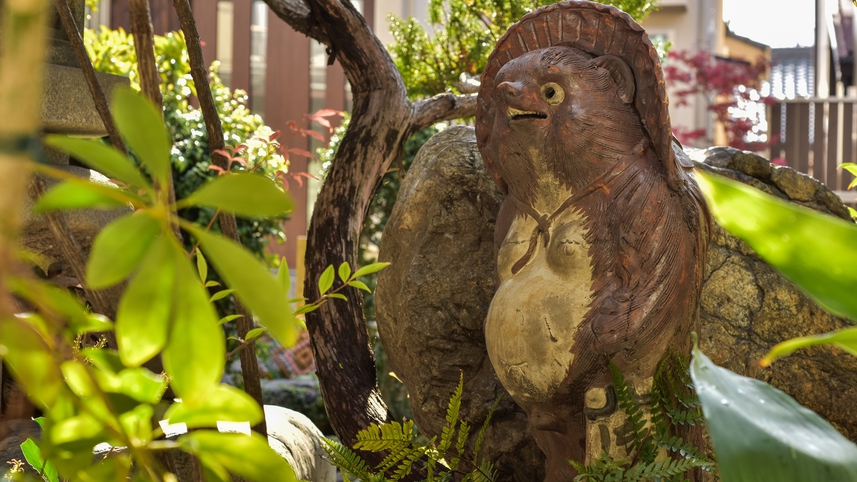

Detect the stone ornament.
xmin=476 ymin=1 xmax=710 ymax=479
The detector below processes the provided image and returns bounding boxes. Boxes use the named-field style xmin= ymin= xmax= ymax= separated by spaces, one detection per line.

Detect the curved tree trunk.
xmin=265 ymin=0 xmax=475 ymax=469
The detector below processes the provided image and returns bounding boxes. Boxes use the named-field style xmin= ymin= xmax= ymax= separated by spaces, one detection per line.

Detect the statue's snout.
xmin=498 ymin=81 xmax=546 ymax=120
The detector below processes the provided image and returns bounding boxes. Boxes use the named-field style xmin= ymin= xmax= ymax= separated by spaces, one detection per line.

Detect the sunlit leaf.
xmin=0 ymin=317 xmax=64 ymax=409
xmin=162 ymin=247 xmax=224 ymax=399
xmin=67 ymin=313 xmax=113 ymax=337
xmin=347 ymin=280 xmax=371 ymax=292
xmin=696 ymin=171 xmax=857 ymax=321
xmin=116 ymin=237 xmax=175 ymax=366
xmin=294 ymin=304 xmax=321 ymax=315
xmin=196 ymin=252 xmax=209 ymax=283
xmin=119 ymin=404 xmax=154 ymax=447
xmin=327 ymin=293 xmax=347 ymax=301
xmin=762 ymin=327 xmax=857 ymax=366
xmin=318 ymin=265 xmax=334 ymax=295
xmin=116 ymin=368 xmax=167 ymax=404
xmin=49 ymin=413 xmax=108 ymax=450
xmin=165 ymin=384 xmax=262 ymax=428
xmin=209 ymin=289 xmax=236 ymax=302
xmin=21 ymin=439 xmax=59 ymax=482
xmin=277 ymin=257 xmax=290 ymax=296
xmin=112 ymin=88 xmax=171 ymax=184
xmin=352 ymin=262 xmax=390 ymax=279
xmin=181 ymin=173 xmax=294 ymax=218
xmin=246 ymin=327 xmax=266 ymax=340
xmin=218 ymin=314 xmax=243 ymax=325
xmin=691 ymin=343 xmax=857 ymax=481
xmin=338 ymin=262 xmax=351 ymax=282
xmin=45 ymin=135 xmax=152 ymax=191
xmin=87 ymin=212 xmax=161 ymax=289
xmin=60 ymin=361 xmax=115 ymax=424
xmin=33 ymin=180 xmax=128 ymax=212
xmin=178 ymin=431 xmax=298 ymax=482
xmin=188 ymin=225 xmax=296 ymax=347
xmin=81 ymin=348 xmax=124 ymax=374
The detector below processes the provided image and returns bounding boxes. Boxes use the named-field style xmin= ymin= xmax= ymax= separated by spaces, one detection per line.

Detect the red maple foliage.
xmin=664 ymin=49 xmax=776 ymax=152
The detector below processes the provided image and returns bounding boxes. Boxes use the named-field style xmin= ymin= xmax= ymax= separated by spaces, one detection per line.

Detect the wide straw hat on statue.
xmin=475 ymin=0 xmax=692 ymax=193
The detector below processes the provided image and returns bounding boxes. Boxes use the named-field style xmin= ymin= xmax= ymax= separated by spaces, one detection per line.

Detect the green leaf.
xmin=87 ymin=212 xmax=161 ymax=289
xmin=762 ymin=327 xmax=857 ymax=366
xmin=67 ymin=313 xmax=113 ymax=336
xmin=165 ymin=384 xmax=262 ymax=428
xmin=112 ymin=88 xmax=171 ymax=184
xmin=197 ymin=252 xmax=209 ymax=283
xmin=188 ymin=225 xmax=296 ymax=348
xmin=116 ymin=368 xmax=167 ymax=404
xmin=218 ymin=314 xmax=243 ymax=325
xmin=205 ymin=280 xmax=221 ymax=288
xmin=162 ymin=247 xmax=224 ymax=399
xmin=0 ymin=318 xmax=64 ymax=410
xmin=246 ymin=327 xmax=266 ymax=340
xmin=33 ymin=180 xmax=128 ymax=213
xmin=178 ymin=431 xmax=298 ymax=482
xmin=294 ymin=304 xmax=321 ymax=315
xmin=81 ymin=348 xmax=124 ymax=374
xmin=277 ymin=258 xmax=290 ymax=296
xmin=181 ymin=173 xmax=294 ymax=218
xmin=327 ymin=293 xmax=347 ymax=301
xmin=209 ymin=289 xmax=236 ymax=302
xmin=21 ymin=439 xmax=59 ymax=482
xmin=347 ymin=280 xmax=371 ymax=292
xmin=119 ymin=404 xmax=154 ymax=447
xmin=696 ymin=171 xmax=857 ymax=321
xmin=318 ymin=265 xmax=335 ymax=295
xmin=116 ymin=237 xmax=175 ymax=367
xmin=338 ymin=262 xmax=351 ymax=282
xmin=44 ymin=135 xmax=152 ymax=191
xmin=690 ymin=342 xmax=857 ymax=482
xmin=352 ymin=262 xmax=390 ymax=279
xmin=49 ymin=413 xmax=108 ymax=451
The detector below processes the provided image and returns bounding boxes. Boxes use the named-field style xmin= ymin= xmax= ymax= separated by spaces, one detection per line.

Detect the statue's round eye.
xmin=540 ymin=83 xmax=565 ymax=105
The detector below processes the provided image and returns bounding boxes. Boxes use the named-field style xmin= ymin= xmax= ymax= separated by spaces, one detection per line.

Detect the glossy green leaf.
xmin=61 ymin=361 xmax=97 ymax=398
xmin=348 ymin=280 xmax=371 ymax=292
xmin=294 ymin=304 xmax=321 ymax=315
xmin=318 ymin=265 xmax=334 ymax=295
xmin=327 ymin=293 xmax=347 ymax=301
xmin=44 ymin=135 xmax=152 ymax=190
xmin=11 ymin=278 xmax=93 ymax=334
xmin=245 ymin=327 xmax=266 ymax=340
xmin=49 ymin=413 xmax=108 ymax=450
xmin=87 ymin=212 xmax=161 ymax=289
xmin=112 ymin=88 xmax=171 ymax=184
xmin=21 ymin=438 xmax=59 ymax=482
xmin=165 ymin=384 xmax=262 ymax=428
xmin=81 ymin=349 xmax=124 ymax=374
xmin=188 ymin=225 xmax=296 ymax=347
xmin=178 ymin=431 xmax=298 ymax=482
xmin=197 ymin=252 xmax=209 ymax=283
xmin=33 ymin=180 xmax=128 ymax=213
xmin=119 ymin=404 xmax=154 ymax=447
xmin=116 ymin=368 xmax=167 ymax=404
xmin=338 ymin=262 xmax=351 ymax=282
xmin=697 ymin=171 xmax=857 ymax=321
xmin=181 ymin=173 xmax=294 ymax=218
xmin=690 ymin=343 xmax=857 ymax=481
xmin=0 ymin=318 xmax=64 ymax=409
xmin=67 ymin=313 xmax=113 ymax=336
xmin=162 ymin=248 xmax=224 ymax=399
xmin=205 ymin=280 xmax=221 ymax=288
xmin=277 ymin=257 xmax=290 ymax=296
xmin=116 ymin=237 xmax=175 ymax=366
xmin=762 ymin=327 xmax=857 ymax=366
xmin=209 ymin=289 xmax=236 ymax=302
xmin=352 ymin=262 xmax=390 ymax=279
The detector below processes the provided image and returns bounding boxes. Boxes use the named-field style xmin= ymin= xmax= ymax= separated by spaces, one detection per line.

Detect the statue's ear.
xmin=593 ymin=55 xmax=635 ymax=104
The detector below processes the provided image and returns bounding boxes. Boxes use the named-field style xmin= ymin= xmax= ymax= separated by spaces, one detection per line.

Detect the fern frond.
xmin=609 ymin=359 xmax=652 ymax=459
xmin=322 ymin=437 xmax=378 ymax=481
xmin=456 ymin=420 xmax=471 ymax=457
xmin=654 ymin=434 xmax=715 ymax=471
xmin=623 ymin=456 xmax=710 ymax=481
xmin=377 ymin=443 xmax=422 ymax=473
xmin=472 ymin=395 xmax=501 ymax=464
xmin=439 ymin=373 xmax=465 ymax=454
xmin=392 ymin=445 xmax=428 ymax=480
xmin=355 ymin=420 xmax=416 ymax=452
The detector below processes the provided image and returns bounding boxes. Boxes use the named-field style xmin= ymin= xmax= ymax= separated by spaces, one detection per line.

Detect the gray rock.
xmin=261 ymin=378 xmax=330 ymax=435
xmin=376 ymin=126 xmax=544 ymax=482
xmin=0 ymin=419 xmax=41 ymax=475
xmin=42 ymin=63 xmax=129 ymax=136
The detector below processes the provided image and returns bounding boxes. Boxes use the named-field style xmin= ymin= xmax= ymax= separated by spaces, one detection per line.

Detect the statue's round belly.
xmin=485 ymin=256 xmax=593 ymax=404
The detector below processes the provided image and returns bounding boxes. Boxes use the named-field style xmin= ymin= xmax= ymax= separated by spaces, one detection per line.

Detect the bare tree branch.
xmin=411 ymin=93 xmax=477 ymax=130
xmin=263 ymin=0 xmax=329 ymax=44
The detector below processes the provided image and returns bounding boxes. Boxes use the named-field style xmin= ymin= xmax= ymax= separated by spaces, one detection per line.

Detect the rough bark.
xmin=173 ymin=0 xmax=266 ymax=436
xmin=263 ymin=0 xmax=477 ymax=467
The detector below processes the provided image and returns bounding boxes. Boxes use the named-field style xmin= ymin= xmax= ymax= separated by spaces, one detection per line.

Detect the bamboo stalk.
xmin=172 ymin=0 xmax=267 ymax=436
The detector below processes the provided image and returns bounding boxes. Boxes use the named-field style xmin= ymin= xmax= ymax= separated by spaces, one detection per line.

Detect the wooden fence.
xmin=769 ymin=98 xmax=857 ymax=203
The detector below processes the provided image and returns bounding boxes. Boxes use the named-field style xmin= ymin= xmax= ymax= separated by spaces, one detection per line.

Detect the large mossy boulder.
xmin=376 ymin=128 xmax=857 ymax=480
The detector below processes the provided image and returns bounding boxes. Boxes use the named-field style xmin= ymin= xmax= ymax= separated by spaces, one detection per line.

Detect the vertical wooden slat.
xmin=843 ymin=102 xmax=855 ymax=191
xmin=796 ymin=102 xmax=811 ymax=175
xmin=813 ymin=102 xmax=825 ymax=183
xmin=827 ymin=100 xmax=841 ymax=190
xmin=111 ymin=0 xmax=129 ymax=29
xmin=785 ymin=103 xmax=800 ymax=170
xmin=769 ymin=102 xmax=783 ymax=161
xmin=231 ymin=0 xmax=252 ymax=95
xmin=192 ymin=0 xmax=217 ymax=70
